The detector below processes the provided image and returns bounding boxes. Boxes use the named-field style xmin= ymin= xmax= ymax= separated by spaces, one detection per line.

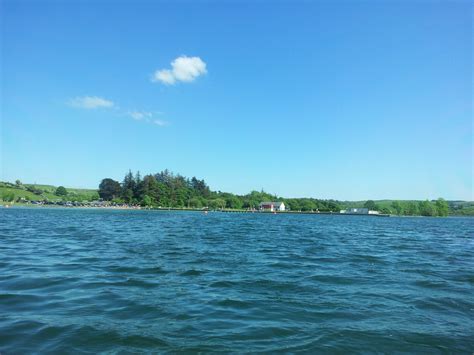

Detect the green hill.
xmin=0 ymin=181 xmax=98 ymax=202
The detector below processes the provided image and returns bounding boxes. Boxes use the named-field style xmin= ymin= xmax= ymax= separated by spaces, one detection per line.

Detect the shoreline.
xmin=1 ymin=203 xmax=385 ymax=215
xmin=4 ymin=203 xmax=469 ymax=217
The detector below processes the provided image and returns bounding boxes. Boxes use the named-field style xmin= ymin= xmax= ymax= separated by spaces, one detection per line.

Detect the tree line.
xmin=98 ymin=170 xmax=341 ymax=211
xmin=361 ymin=199 xmax=448 ymax=216
xmin=388 ymin=199 xmax=449 ymax=217
xmin=97 ymin=170 xmax=449 ymax=216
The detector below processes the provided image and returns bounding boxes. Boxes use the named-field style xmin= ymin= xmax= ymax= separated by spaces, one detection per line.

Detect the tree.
xmin=98 ymin=178 xmax=121 ymax=201
xmin=435 ymin=198 xmax=449 ymax=217
xmin=209 ymin=198 xmax=226 ymax=209
xmin=326 ymin=200 xmax=341 ymax=212
xmin=418 ymin=200 xmax=435 ymax=216
xmin=140 ymin=195 xmax=153 ymax=207
xmin=300 ymin=199 xmax=316 ymax=211
xmin=1 ymin=191 xmax=15 ymax=202
xmin=15 ymin=180 xmax=22 ymax=187
xmin=364 ymin=200 xmax=378 ymax=211
xmin=286 ymin=199 xmax=301 ymax=211
xmin=139 ymin=175 xmax=159 ymax=201
xmin=89 ymin=192 xmax=100 ymax=201
xmin=191 ymin=177 xmax=210 ymax=198
xmin=225 ymin=195 xmax=243 ymax=209
xmin=133 ymin=171 xmax=142 ymax=199
xmin=122 ymin=170 xmax=136 ymax=200
xmin=189 ymin=197 xmax=203 ymax=208
xmin=381 ymin=207 xmax=391 ymax=214
xmin=404 ymin=201 xmax=418 ymax=216
xmin=391 ymin=201 xmax=403 ymax=215
xmin=123 ymin=189 xmax=134 ymax=204
xmin=55 ymin=186 xmax=68 ymax=196
xmin=26 ymin=186 xmax=43 ymax=195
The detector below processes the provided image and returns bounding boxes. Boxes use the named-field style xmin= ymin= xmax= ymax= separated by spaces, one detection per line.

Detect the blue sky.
xmin=1 ymin=0 xmax=472 ymax=200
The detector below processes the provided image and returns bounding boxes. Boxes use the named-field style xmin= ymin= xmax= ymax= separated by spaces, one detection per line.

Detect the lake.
xmin=0 ymin=208 xmax=473 ymax=353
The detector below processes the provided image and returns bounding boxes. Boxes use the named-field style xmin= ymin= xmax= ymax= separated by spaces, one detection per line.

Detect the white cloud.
xmin=153 ymin=119 xmax=168 ymax=126
xmin=68 ymin=97 xmax=167 ymax=127
xmin=154 ymin=70 xmax=176 ymax=85
xmin=152 ymin=56 xmax=207 ymax=85
xmin=128 ymin=110 xmax=152 ymax=121
xmin=68 ymin=96 xmax=114 ymax=109
xmin=126 ymin=110 xmax=168 ymax=127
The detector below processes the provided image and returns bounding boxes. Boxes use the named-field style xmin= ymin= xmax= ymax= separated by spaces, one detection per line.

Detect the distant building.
xmin=340 ymin=208 xmax=380 ymax=215
xmin=259 ymin=201 xmax=285 ymax=212
xmin=340 ymin=208 xmax=367 ymax=214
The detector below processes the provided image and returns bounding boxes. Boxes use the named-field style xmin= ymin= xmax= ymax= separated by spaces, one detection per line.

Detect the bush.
xmin=55 ymin=186 xmax=68 ymax=196
xmin=26 ymin=186 xmax=43 ymax=195
xmin=1 ymin=191 xmax=15 ymax=202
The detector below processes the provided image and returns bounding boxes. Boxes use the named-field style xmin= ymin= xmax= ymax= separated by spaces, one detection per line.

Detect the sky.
xmin=1 ymin=0 xmax=472 ymax=201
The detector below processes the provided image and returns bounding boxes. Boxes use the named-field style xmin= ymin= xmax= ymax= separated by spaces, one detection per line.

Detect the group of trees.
xmin=0 ymin=174 xmax=456 ymax=217
xmin=98 ymin=170 xmax=343 ymax=211
xmin=359 ymin=199 xmax=449 ymax=216
xmin=97 ymin=169 xmax=452 ymax=216
xmin=389 ymin=199 xmax=449 ymax=217
xmin=99 ymin=170 xmax=212 ymax=208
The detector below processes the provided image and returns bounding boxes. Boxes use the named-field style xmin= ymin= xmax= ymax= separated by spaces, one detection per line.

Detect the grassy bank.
xmin=0 ymin=181 xmax=98 ymax=203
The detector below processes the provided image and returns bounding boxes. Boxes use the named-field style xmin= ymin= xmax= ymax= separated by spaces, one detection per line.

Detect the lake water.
xmin=1 ymin=208 xmax=473 ymax=353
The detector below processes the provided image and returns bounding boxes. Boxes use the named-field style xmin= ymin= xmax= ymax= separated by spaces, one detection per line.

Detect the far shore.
xmin=0 ymin=202 xmax=425 ymax=217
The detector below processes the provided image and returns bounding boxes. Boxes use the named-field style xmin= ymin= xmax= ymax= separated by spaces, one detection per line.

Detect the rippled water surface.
xmin=1 ymin=208 xmax=473 ymax=353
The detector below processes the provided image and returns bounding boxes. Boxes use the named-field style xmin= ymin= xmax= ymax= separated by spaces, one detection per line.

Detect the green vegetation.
xmin=98 ymin=178 xmax=121 ymax=201
xmin=1 ymin=172 xmax=472 ymax=217
xmin=341 ymin=198 xmax=452 ymax=217
xmin=364 ymin=200 xmax=378 ymax=210
xmin=97 ymin=170 xmax=343 ymax=212
xmin=55 ymin=186 xmax=68 ymax=196
xmin=0 ymin=181 xmax=98 ymax=203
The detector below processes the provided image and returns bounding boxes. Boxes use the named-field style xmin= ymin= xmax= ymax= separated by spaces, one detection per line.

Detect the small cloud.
xmin=153 ymin=119 xmax=168 ymax=126
xmin=126 ymin=110 xmax=168 ymax=127
xmin=154 ymin=70 xmax=176 ymax=85
xmin=152 ymin=56 xmax=207 ymax=85
xmin=68 ymin=97 xmax=167 ymax=127
xmin=68 ymin=96 xmax=114 ymax=109
xmin=128 ymin=110 xmax=152 ymax=121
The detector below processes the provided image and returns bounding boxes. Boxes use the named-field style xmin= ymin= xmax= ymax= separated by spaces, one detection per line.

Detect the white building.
xmin=340 ymin=208 xmax=380 ymax=215
xmin=259 ymin=201 xmax=286 ymax=212
xmin=340 ymin=208 xmax=368 ymax=214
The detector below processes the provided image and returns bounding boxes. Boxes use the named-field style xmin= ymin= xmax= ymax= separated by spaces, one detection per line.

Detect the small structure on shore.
xmin=340 ymin=208 xmax=379 ymax=215
xmin=259 ymin=201 xmax=286 ymax=212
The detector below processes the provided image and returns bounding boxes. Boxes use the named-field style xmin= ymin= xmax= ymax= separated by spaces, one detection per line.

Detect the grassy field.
xmin=21 ymin=183 xmax=97 ymax=195
xmin=0 ymin=181 xmax=98 ymax=202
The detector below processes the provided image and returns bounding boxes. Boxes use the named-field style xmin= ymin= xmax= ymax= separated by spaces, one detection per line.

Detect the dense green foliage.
xmin=96 ymin=170 xmax=459 ymax=217
xmin=0 ymin=176 xmax=470 ymax=217
xmin=97 ymin=170 xmax=343 ymax=211
xmin=98 ymin=178 xmax=121 ymax=201
xmin=449 ymin=201 xmax=474 ymax=216
xmin=55 ymin=186 xmax=67 ymax=196
xmin=364 ymin=200 xmax=378 ymax=210
xmin=384 ymin=199 xmax=449 ymax=217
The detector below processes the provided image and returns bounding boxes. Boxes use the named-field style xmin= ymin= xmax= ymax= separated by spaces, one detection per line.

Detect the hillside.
xmin=0 ymin=181 xmax=98 ymax=202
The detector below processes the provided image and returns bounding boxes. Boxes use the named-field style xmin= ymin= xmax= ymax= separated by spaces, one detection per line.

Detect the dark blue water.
xmin=1 ymin=208 xmax=473 ymax=353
